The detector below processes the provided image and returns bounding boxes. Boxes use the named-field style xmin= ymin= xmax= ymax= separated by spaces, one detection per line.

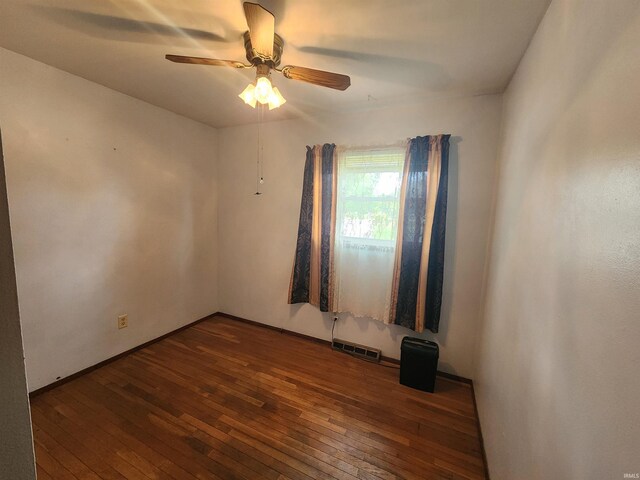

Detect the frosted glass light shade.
xmin=268 ymin=87 xmax=286 ymax=110
xmin=238 ymin=84 xmax=257 ymax=108
xmin=254 ymin=77 xmax=272 ymax=104
xmin=238 ymin=76 xmax=286 ymax=110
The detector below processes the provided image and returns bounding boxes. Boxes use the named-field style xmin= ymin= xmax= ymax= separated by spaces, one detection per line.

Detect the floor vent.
xmin=332 ymin=338 xmax=381 ymax=363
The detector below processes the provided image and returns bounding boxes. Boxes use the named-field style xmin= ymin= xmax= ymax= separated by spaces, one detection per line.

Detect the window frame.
xmin=335 ymin=146 xmax=405 ymax=248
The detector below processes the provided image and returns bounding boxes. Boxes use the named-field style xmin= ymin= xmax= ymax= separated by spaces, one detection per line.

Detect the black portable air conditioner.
xmin=400 ymin=337 xmax=439 ymax=393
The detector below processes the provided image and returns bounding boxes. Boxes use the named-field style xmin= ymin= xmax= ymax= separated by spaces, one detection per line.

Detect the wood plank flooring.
xmin=30 ymin=315 xmax=486 ymax=479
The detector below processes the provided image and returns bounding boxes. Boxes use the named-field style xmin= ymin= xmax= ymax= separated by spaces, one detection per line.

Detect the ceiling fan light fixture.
xmin=268 ymin=87 xmax=286 ymax=110
xmin=167 ymin=3 xmax=351 ymax=112
xmin=239 ymin=74 xmax=286 ymax=110
xmin=238 ymin=83 xmax=257 ymax=107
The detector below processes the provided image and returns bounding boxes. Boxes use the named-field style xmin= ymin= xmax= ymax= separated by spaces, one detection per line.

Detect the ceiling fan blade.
xmin=281 ymin=66 xmax=351 ymax=91
xmin=165 ymin=55 xmax=247 ymax=68
xmin=243 ymin=2 xmax=275 ymax=58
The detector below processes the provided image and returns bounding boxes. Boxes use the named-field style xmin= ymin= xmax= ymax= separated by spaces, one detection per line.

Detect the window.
xmin=289 ymin=136 xmax=449 ymax=332
xmin=337 ymin=149 xmax=404 ymax=243
xmin=333 ymin=146 xmax=405 ymax=321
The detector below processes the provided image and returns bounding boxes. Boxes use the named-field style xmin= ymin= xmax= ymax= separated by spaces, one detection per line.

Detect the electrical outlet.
xmin=117 ymin=314 xmax=128 ymax=329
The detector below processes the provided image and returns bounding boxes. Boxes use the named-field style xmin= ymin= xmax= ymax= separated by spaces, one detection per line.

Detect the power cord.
xmin=331 ymin=316 xmax=337 ymax=343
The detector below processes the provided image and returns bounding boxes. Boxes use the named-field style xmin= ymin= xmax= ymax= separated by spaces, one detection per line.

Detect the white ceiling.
xmin=0 ymin=0 xmax=550 ymax=128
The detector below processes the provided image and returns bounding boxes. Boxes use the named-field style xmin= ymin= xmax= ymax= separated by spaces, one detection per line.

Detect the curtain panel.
xmin=288 ymin=144 xmax=337 ymax=312
xmin=332 ymin=146 xmax=405 ymax=321
xmin=389 ymin=134 xmax=450 ymax=333
xmin=289 ymin=135 xmax=450 ymax=334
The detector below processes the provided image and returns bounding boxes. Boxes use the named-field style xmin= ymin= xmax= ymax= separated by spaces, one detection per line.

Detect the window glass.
xmin=337 ymin=149 xmax=404 ymax=244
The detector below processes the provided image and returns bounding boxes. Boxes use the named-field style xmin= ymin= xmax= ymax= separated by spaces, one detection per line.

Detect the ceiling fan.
xmin=165 ymin=2 xmax=351 ymax=110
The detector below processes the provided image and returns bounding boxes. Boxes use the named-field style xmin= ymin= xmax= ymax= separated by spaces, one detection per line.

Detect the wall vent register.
xmin=331 ymin=338 xmax=381 ymax=363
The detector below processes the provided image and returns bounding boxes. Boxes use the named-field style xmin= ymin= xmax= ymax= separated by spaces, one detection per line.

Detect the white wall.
xmin=0 ymin=48 xmax=219 ymax=391
xmin=218 ymin=94 xmax=502 ymax=379
xmin=0 ymin=131 xmax=36 ymax=480
xmin=475 ymin=0 xmax=640 ymax=478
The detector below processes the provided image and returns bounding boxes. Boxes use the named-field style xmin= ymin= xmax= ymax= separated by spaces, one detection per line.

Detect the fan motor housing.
xmin=243 ymin=31 xmax=284 ymax=68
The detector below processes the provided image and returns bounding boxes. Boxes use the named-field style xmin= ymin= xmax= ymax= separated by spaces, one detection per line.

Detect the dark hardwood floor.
xmin=30 ymin=315 xmax=486 ymax=479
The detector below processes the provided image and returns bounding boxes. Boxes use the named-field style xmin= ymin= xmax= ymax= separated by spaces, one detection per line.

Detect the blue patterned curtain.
xmin=288 ymin=144 xmax=336 ymax=312
xmin=389 ymin=135 xmax=450 ymax=332
xmin=288 ymin=147 xmax=315 ymax=304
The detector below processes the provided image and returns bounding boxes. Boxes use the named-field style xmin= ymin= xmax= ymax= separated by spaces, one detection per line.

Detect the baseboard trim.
xmin=470 ymin=381 xmax=491 ymax=479
xmin=217 ymin=311 xmax=403 ymax=365
xmin=214 ymin=311 xmax=473 ymax=384
xmin=31 ymin=308 xmax=475 ymax=398
xmin=29 ymin=309 xmax=489 ymax=475
xmin=436 ymin=370 xmax=473 ymax=385
xmin=28 ymin=313 xmax=216 ymax=398
xmin=216 ymin=311 xmax=487 ymax=476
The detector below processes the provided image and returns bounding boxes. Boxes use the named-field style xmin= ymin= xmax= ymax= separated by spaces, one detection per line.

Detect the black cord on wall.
xmin=331 ymin=316 xmax=337 ymax=343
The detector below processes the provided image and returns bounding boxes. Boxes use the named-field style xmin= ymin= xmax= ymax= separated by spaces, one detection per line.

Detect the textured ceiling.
xmin=0 ymin=0 xmax=550 ymax=127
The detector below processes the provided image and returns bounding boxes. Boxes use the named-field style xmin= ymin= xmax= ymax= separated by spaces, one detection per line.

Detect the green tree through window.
xmin=338 ymin=150 xmax=404 ymax=243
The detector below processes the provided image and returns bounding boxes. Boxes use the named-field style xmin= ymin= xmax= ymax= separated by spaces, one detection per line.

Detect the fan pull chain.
xmin=255 ymin=104 xmax=265 ymax=195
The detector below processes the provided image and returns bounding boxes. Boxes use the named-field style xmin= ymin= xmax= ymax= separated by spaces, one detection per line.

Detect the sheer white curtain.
xmin=333 ymin=145 xmax=405 ymax=321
